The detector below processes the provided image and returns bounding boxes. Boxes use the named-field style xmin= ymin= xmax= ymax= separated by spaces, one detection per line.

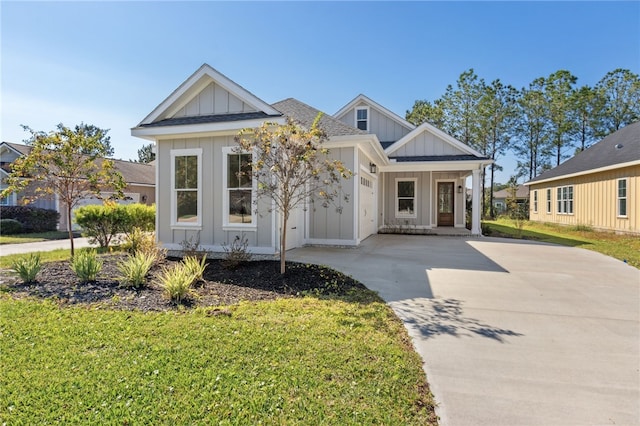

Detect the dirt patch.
xmin=0 ymin=254 xmax=372 ymax=311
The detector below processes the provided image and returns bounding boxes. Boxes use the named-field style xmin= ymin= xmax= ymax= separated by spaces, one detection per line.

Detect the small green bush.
xmin=74 ymin=203 xmax=125 ymax=248
xmin=117 ymin=252 xmax=155 ymax=289
xmin=183 ymin=255 xmax=207 ymax=284
xmin=0 ymin=206 xmax=59 ymax=232
xmin=159 ymin=264 xmax=195 ymax=303
xmin=11 ymin=253 xmax=42 ymax=283
xmin=1 ymin=219 xmax=23 ymax=235
xmin=70 ymin=250 xmax=102 ymax=283
xmin=121 ymin=203 xmax=155 ymax=232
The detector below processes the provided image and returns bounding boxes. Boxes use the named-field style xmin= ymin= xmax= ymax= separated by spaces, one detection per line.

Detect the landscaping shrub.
xmin=123 ymin=227 xmax=165 ymax=259
xmin=11 ymin=253 xmax=41 ymax=283
xmin=183 ymin=255 xmax=207 ymax=284
xmin=74 ymin=203 xmax=156 ymax=248
xmin=159 ymin=263 xmax=195 ymax=303
xmin=70 ymin=250 xmax=102 ymax=283
xmin=0 ymin=218 xmax=23 ymax=235
xmin=221 ymin=235 xmax=252 ymax=270
xmin=121 ymin=203 xmax=155 ymax=232
xmin=117 ymin=252 xmax=155 ymax=289
xmin=0 ymin=206 xmax=59 ymax=232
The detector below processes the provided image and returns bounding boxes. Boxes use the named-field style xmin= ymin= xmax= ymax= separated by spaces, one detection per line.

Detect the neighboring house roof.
xmin=272 ymin=98 xmax=367 ymax=138
xmin=0 ymin=142 xmax=155 ymax=186
xmin=493 ymin=185 xmax=529 ymax=199
xmin=526 ymin=121 xmax=640 ymax=185
xmin=333 ymin=94 xmax=416 ymax=133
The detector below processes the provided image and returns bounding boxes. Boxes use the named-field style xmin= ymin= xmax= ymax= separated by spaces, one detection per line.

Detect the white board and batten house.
xmin=131 ymin=64 xmax=492 ymax=255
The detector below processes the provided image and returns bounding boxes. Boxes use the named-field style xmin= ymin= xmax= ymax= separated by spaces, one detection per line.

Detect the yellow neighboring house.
xmin=525 ymin=122 xmax=639 ymax=235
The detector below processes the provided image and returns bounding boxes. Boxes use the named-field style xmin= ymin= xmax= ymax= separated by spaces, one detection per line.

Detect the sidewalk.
xmin=0 ymin=237 xmax=97 ymax=256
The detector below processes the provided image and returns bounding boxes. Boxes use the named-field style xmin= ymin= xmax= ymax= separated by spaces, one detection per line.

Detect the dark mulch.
xmin=0 ymin=254 xmax=372 ymax=311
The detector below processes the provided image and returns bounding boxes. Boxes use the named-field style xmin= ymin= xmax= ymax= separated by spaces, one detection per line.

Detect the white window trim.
xmin=222 ymin=146 xmax=257 ymax=231
xmin=617 ymin=178 xmax=628 ymax=218
xmin=532 ymin=190 xmax=538 ymax=213
xmin=170 ymin=148 xmax=203 ymax=229
xmin=355 ymin=106 xmax=369 ymax=132
xmin=556 ymin=185 xmax=574 ymax=215
xmin=395 ymin=177 xmax=417 ymax=219
xmin=546 ymin=188 xmax=552 ymax=214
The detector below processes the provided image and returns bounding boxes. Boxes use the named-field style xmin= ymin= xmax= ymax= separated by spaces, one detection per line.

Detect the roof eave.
xmin=524 ymin=159 xmax=640 ymax=186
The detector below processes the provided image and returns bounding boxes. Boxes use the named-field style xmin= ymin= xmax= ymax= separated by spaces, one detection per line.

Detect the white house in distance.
xmin=131 ymin=64 xmax=491 ymax=254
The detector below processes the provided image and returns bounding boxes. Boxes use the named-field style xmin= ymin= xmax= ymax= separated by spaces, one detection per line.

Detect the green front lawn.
xmin=0 ymin=231 xmax=78 ymax=245
xmin=0 ymin=297 xmax=436 ymax=425
xmin=483 ymin=218 xmax=640 ymax=268
xmin=0 ymin=246 xmax=113 ymax=269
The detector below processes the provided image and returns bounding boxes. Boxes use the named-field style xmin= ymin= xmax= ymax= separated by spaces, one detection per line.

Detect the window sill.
xmin=395 ymin=214 xmax=417 ymax=219
xmin=171 ymin=223 xmax=203 ymax=230
xmin=617 ymin=216 xmax=628 ymax=219
xmin=223 ymin=225 xmax=257 ymax=232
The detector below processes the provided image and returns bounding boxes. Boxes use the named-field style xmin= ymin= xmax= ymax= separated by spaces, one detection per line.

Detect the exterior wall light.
xmin=457 ymin=185 xmax=463 ymax=194
xmin=369 ymin=162 xmax=377 ymax=174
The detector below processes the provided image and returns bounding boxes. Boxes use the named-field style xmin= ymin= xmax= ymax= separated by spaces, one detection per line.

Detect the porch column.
xmin=471 ymin=169 xmax=482 ymax=235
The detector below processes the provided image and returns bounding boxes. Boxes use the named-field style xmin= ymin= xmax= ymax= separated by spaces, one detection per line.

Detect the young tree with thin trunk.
xmin=235 ymin=115 xmax=353 ymax=274
xmin=1 ymin=124 xmax=125 ymax=256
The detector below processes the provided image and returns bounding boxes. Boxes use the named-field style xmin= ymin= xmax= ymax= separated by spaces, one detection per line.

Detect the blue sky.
xmin=2 ymin=1 xmax=639 ymax=184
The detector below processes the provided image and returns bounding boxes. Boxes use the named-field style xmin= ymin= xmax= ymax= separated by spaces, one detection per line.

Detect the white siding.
xmin=393 ymin=132 xmax=468 ymax=157
xmin=172 ymin=82 xmax=257 ymax=118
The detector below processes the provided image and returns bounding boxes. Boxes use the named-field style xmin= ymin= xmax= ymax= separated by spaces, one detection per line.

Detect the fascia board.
xmin=385 ymin=122 xmax=485 ymax=158
xmin=523 ymin=159 xmax=640 ymax=186
xmin=327 ymin=134 xmax=389 ymax=165
xmin=131 ymin=117 xmax=287 ymax=140
xmin=0 ymin=142 xmax=24 ymax=157
xmin=380 ymin=159 xmax=492 ymax=173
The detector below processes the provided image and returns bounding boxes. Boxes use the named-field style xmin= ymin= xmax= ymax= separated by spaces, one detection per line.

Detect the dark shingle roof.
xmin=527 ymin=121 xmax=640 ymax=183
xmin=1 ymin=142 xmax=155 ymax=186
xmin=140 ymin=111 xmax=279 ymax=128
xmin=493 ymin=185 xmax=529 ymax=199
xmin=271 ymin=98 xmax=367 ymax=137
xmin=390 ymin=155 xmax=489 ymax=162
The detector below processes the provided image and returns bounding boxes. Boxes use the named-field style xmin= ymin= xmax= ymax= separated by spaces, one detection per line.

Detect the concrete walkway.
xmin=0 ymin=237 xmax=96 ymax=256
xmin=288 ymin=234 xmax=640 ymax=426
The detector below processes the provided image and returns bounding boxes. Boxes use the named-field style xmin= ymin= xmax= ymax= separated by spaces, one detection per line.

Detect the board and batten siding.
xmin=156 ymin=136 xmax=274 ymax=250
xmin=528 ymin=164 xmax=639 ymax=234
xmin=172 ymin=81 xmax=257 ymax=118
xmin=392 ymin=132 xmax=467 ymax=157
xmin=337 ymin=102 xmax=411 ymax=142
xmin=308 ymin=147 xmax=355 ymax=241
xmin=383 ymin=171 xmax=431 ymax=227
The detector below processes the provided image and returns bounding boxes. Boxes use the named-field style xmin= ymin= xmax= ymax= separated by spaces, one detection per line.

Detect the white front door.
xmin=359 ymin=171 xmax=377 ymax=240
xmin=284 ymin=204 xmax=304 ymax=250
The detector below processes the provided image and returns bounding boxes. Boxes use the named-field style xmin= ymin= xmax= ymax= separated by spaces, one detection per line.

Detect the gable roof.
xmin=136 ymin=63 xmax=282 ymax=127
xmin=272 ymin=98 xmax=367 ymax=137
xmin=1 ymin=141 xmax=31 ymax=156
xmin=0 ymin=142 xmax=155 ymax=186
xmin=333 ymin=94 xmax=415 ymax=133
xmin=386 ymin=121 xmax=487 ymax=159
xmin=526 ymin=121 xmax=640 ymax=185
xmin=493 ymin=185 xmax=529 ymax=199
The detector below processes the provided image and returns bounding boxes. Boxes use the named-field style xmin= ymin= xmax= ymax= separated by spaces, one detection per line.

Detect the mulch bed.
xmin=0 ymin=254 xmax=369 ymax=311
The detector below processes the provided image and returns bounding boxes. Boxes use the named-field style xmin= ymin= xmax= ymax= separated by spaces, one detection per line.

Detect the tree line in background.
xmin=405 ymin=68 xmax=640 ymax=218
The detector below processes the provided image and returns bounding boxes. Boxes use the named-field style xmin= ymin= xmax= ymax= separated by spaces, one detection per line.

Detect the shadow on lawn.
xmin=487 ymin=223 xmax=592 ymax=248
xmin=393 ymin=298 xmax=523 ymax=343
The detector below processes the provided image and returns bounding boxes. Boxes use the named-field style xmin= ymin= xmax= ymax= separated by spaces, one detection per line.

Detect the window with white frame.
xmin=223 ymin=147 xmax=255 ymax=227
xmin=617 ymin=178 xmax=627 ymax=217
xmin=171 ymin=148 xmax=202 ymax=227
xmin=396 ymin=178 xmax=417 ymax=218
xmin=556 ymin=185 xmax=573 ymax=214
xmin=355 ymin=107 xmax=369 ymax=131
xmin=546 ymin=188 xmax=552 ymax=214
xmin=533 ymin=190 xmax=538 ymax=213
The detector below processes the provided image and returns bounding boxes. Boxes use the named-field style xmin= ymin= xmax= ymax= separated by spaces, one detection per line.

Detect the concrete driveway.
xmin=288 ymin=234 xmax=640 ymax=426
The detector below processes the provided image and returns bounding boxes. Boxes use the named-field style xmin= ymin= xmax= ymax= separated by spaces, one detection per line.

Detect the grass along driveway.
xmin=0 ymin=231 xmax=79 ymax=245
xmin=483 ymin=219 xmax=639 ymax=268
xmin=0 ymin=297 xmax=436 ymax=425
